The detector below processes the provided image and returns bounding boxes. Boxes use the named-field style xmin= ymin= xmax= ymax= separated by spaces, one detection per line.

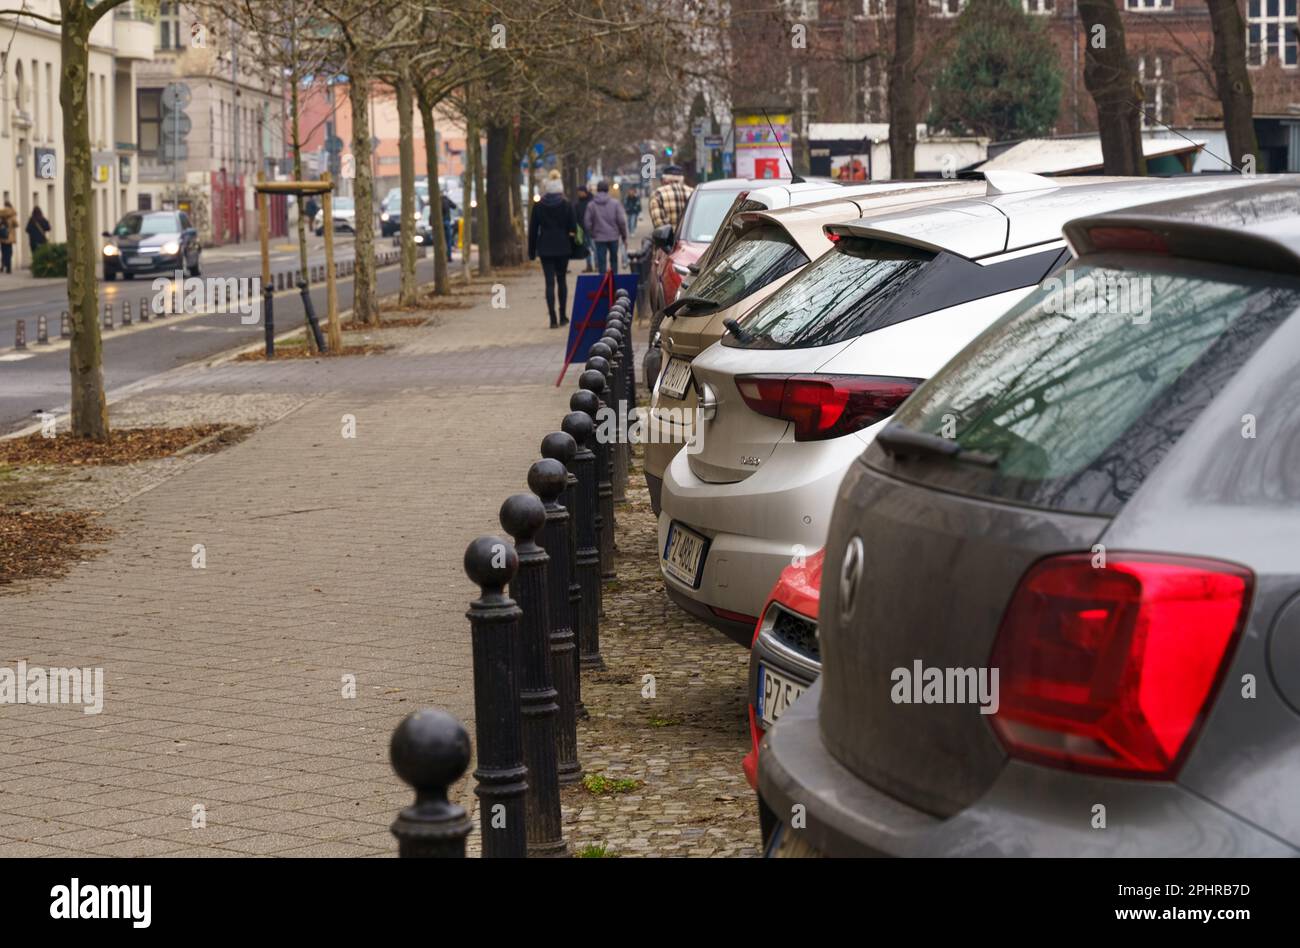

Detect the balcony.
xmin=114 ymin=12 xmax=156 ymax=62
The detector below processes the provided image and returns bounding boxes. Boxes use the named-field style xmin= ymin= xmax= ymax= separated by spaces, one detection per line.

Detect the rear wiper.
xmin=723 ymin=318 xmax=755 ymax=344
xmin=874 ymin=422 xmax=1000 ymax=468
xmin=663 ymin=295 xmax=721 ymax=318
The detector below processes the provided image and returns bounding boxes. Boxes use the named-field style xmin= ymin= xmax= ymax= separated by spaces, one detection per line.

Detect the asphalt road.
xmin=0 ymin=241 xmax=452 ymax=434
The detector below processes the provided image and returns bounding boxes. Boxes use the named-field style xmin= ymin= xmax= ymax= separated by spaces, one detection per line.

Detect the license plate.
xmin=758 ymin=663 xmax=806 ymax=729
xmin=126 ymin=256 xmax=151 ymax=266
xmin=659 ymin=356 xmax=693 ymax=400
xmin=662 ymin=521 xmax=708 ymax=588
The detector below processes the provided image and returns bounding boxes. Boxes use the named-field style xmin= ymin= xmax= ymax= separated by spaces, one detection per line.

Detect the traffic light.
xmin=664 ymin=146 xmax=674 ymax=157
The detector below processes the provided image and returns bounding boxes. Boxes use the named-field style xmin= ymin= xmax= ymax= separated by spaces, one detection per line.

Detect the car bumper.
xmin=657 ymin=435 xmax=859 ymax=626
xmin=745 ymin=624 xmax=819 ymax=791
xmin=645 ymin=471 xmax=663 ymax=516
xmin=111 ymin=252 xmax=184 ymax=274
xmin=759 ymin=680 xmax=1298 ymax=857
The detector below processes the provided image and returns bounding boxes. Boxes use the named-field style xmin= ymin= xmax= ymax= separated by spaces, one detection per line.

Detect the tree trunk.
xmin=288 ymin=26 xmax=317 ymax=351
xmin=888 ymin=0 xmax=918 ymax=179
xmin=417 ymin=86 xmax=449 ymax=295
xmin=486 ymin=121 xmax=521 ymax=267
xmin=60 ymin=4 xmax=109 ymax=440
xmin=1079 ymin=0 xmax=1146 ymax=175
xmin=396 ymin=71 xmax=418 ymax=306
xmin=1206 ymin=0 xmax=1258 ymax=169
xmin=348 ymin=64 xmax=380 ymax=323
xmin=473 ymin=126 xmax=491 ymax=277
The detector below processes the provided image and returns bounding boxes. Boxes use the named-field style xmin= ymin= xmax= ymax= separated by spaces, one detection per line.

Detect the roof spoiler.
xmin=983 ymin=171 xmax=1059 ymax=196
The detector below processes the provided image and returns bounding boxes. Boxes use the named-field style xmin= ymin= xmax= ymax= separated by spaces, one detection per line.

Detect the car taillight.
xmin=735 ymin=374 xmax=921 ymax=442
xmin=990 ymin=553 xmax=1251 ymax=778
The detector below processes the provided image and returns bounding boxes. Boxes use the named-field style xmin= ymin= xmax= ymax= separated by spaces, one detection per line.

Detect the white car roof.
xmin=836 ymin=175 xmax=1276 ymax=260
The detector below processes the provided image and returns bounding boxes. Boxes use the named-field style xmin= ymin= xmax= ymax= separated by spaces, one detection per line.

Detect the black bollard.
xmin=464 ymin=535 xmax=529 ymax=858
xmin=499 ymin=493 xmax=566 ymax=857
xmin=121 ymin=299 xmax=132 ymax=326
xmin=390 ymin=708 xmax=473 ymax=858
xmin=529 ymin=453 xmax=582 ymax=785
xmin=600 ymin=330 xmax=630 ymax=504
xmin=263 ymin=285 xmax=275 ymax=358
xmin=543 ymin=427 xmax=587 ymax=720
xmin=297 ymin=279 xmax=327 ymax=353
xmin=14 ymin=319 xmax=25 ymax=350
xmin=36 ymin=314 xmax=48 ymax=345
xmin=590 ymin=344 xmax=625 ymax=505
xmin=580 ymin=368 xmax=617 ymax=579
xmin=564 ymin=399 xmax=605 ymax=669
xmin=139 ymin=297 xmax=150 ymax=323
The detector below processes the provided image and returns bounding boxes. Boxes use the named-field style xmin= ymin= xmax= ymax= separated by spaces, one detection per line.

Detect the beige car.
xmin=644 ymin=180 xmax=985 ymax=512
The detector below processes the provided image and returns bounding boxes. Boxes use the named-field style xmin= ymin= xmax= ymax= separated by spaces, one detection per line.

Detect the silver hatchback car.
xmin=759 ymin=181 xmax=1300 ymax=856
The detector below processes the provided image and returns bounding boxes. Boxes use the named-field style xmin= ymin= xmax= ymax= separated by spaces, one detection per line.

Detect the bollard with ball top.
xmin=390 ymin=708 xmax=473 ymax=858
xmin=565 ymin=397 xmax=605 ymax=669
xmin=580 ymin=368 xmax=617 ymax=579
xmin=553 ymin=420 xmax=592 ymax=716
xmin=592 ymin=340 xmax=628 ymax=505
xmin=529 ymin=452 xmax=582 ymax=784
xmin=500 ymin=493 xmax=566 ymax=856
xmin=463 ymin=535 xmax=529 ymax=858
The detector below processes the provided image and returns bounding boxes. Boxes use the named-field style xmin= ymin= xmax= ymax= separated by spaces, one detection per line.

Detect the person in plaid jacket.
xmin=649 ymin=165 xmax=693 ymax=231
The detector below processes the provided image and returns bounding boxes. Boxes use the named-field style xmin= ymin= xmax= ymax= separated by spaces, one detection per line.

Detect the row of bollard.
xmin=390 ymin=288 xmax=638 ymax=858
xmin=11 ymin=249 xmax=424 ymax=349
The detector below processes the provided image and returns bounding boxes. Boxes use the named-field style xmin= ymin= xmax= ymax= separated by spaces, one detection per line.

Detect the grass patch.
xmin=0 ymin=425 xmax=252 ymax=466
xmin=576 ymin=844 xmax=613 ymax=858
xmin=582 ymin=773 xmax=643 ymax=796
xmin=648 ymin=716 xmax=681 ymax=728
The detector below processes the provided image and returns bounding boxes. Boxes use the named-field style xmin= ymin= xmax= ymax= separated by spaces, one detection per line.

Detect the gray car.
xmin=758 ymin=180 xmax=1300 ymax=857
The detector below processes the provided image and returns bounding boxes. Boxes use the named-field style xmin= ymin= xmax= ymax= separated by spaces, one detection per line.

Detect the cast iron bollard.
xmin=542 ymin=429 xmax=586 ymax=724
xmin=580 ymin=368 xmax=617 ymax=580
xmin=139 ymin=297 xmax=150 ymax=323
xmin=390 ymin=708 xmax=473 ymax=858
xmin=464 ymin=535 xmax=529 ymax=858
xmin=564 ymin=400 xmax=605 ymax=669
xmin=102 ymin=303 xmax=113 ymax=331
xmin=263 ymin=285 xmax=275 ymax=356
xmin=36 ymin=314 xmax=48 ymax=345
xmin=297 ymin=279 xmax=328 ymax=353
xmin=528 ymin=456 xmax=582 ymax=786
xmin=60 ymin=312 xmax=70 ymax=339
xmin=596 ymin=334 xmax=630 ymax=503
xmin=500 ymin=492 xmax=565 ymax=857
xmin=14 ymin=319 xmax=26 ymax=350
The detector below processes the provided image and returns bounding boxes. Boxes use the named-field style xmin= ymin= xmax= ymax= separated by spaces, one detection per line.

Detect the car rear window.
xmin=704 ymin=198 xmax=766 ymax=263
xmin=681 ymin=190 xmax=746 ymax=243
xmin=874 ymin=255 xmax=1300 ymax=515
xmin=726 ymin=236 xmax=1062 ymax=350
xmin=680 ymin=224 xmax=808 ymax=313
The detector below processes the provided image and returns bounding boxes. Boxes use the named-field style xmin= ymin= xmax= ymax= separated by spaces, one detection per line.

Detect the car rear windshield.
xmin=703 ymin=197 xmax=766 ymax=262
xmin=678 ymin=224 xmax=808 ymax=314
xmin=681 ymin=190 xmax=746 ymax=243
xmin=726 ymin=235 xmax=1062 ymax=350
xmin=874 ymin=256 xmax=1300 ymax=515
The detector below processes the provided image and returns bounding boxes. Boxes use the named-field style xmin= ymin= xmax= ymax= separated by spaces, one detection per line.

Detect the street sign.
xmin=161 ymin=141 xmax=190 ymax=163
xmin=325 ymin=135 xmax=344 ymax=154
xmin=704 ymin=135 xmax=723 ymax=148
xmin=161 ymin=82 xmax=191 ymax=112
xmin=161 ymin=112 xmax=192 ymax=138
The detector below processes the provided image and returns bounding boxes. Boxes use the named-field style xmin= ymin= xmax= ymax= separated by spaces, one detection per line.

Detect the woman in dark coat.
xmin=26 ymin=206 xmax=50 ymax=256
xmin=528 ymin=175 xmax=577 ymax=328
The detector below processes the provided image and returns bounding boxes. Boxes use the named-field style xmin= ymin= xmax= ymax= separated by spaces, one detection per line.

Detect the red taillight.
xmin=1086 ymin=226 xmax=1169 ymax=254
xmin=990 ymin=553 xmax=1251 ymax=778
xmin=735 ymin=374 xmax=920 ymax=441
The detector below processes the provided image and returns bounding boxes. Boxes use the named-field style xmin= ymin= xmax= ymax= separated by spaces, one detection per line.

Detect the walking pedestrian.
xmin=0 ymin=200 xmax=17 ymax=274
xmin=303 ymin=195 xmax=319 ymax=227
xmin=529 ymin=174 xmax=577 ymax=329
xmin=441 ymin=191 xmax=458 ymax=261
xmin=25 ymin=206 xmax=50 ymax=257
xmin=572 ymin=184 xmax=594 ymax=272
xmin=623 ymin=186 xmax=641 ymax=234
xmin=583 ymin=180 xmax=627 ymax=276
xmin=649 ymin=165 xmax=693 ymax=233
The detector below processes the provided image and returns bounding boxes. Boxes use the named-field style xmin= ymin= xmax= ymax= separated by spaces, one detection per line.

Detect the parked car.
xmin=648 ymin=178 xmax=753 ymax=318
xmin=659 ymin=173 xmax=1269 ymax=645
xmin=644 ymin=180 xmax=977 ymax=513
xmin=380 ymin=184 xmax=429 ymax=237
xmin=102 ymin=210 xmax=201 ymax=281
xmin=315 ymin=196 xmax=357 ymax=236
xmin=759 ymin=179 xmax=1300 ymax=857
xmin=743 ymin=548 xmax=823 ymax=794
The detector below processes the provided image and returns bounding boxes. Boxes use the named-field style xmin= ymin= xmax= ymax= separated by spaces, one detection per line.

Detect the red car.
xmin=648 ymin=178 xmax=757 ymax=316
xmin=743 ymin=548 xmax=823 ymax=791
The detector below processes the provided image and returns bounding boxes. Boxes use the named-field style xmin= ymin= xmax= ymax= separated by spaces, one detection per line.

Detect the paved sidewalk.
xmin=0 ymin=267 xmax=588 ymax=856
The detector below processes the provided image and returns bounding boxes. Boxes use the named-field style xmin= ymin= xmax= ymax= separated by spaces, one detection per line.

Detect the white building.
xmin=0 ymin=1 xmax=152 ymax=271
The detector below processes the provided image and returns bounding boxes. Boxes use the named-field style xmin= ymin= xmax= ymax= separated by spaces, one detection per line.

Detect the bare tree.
xmin=1205 ymin=0 xmax=1258 ymax=168
xmin=1079 ymin=0 xmax=1145 ymax=175
xmin=889 ymin=0 xmax=919 ymax=179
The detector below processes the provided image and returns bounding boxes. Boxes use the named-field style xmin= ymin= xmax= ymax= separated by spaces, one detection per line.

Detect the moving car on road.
xmin=315 ymin=196 xmax=357 ymax=236
xmin=102 ymin=210 xmax=201 ymax=281
xmin=658 ymin=173 xmax=1266 ymax=646
xmin=759 ymin=180 xmax=1300 ymax=857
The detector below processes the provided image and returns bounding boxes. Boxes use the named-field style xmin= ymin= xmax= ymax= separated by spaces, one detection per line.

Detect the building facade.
xmin=0 ymin=1 xmax=151 ymax=272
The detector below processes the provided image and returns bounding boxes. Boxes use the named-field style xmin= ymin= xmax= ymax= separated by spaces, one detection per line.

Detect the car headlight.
xmin=381 ymin=212 xmax=390 ymax=221
xmin=102 ymin=245 xmax=118 ymax=256
xmin=162 ymin=240 xmax=180 ymax=255
xmin=414 ymin=235 xmax=424 ymax=244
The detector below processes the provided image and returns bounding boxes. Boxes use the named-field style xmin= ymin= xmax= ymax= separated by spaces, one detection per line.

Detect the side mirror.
xmin=101 ymin=231 xmax=111 ymax=238
xmin=652 ymin=225 xmax=673 ymax=250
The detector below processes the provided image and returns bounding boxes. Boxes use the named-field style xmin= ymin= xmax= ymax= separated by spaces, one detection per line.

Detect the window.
xmin=137 ymin=89 xmax=162 ymax=157
xmin=1126 ymin=0 xmax=1173 ymax=8
xmin=1137 ymin=54 xmax=1175 ymax=127
xmin=929 ymin=0 xmax=966 ymax=16
xmin=862 ymin=0 xmax=888 ymax=16
xmin=1023 ymin=0 xmax=1053 ymax=12
xmin=1248 ymin=0 xmax=1299 ymax=67
xmin=677 ymin=224 xmax=810 ymax=314
xmin=159 ymin=2 xmax=180 ymax=50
